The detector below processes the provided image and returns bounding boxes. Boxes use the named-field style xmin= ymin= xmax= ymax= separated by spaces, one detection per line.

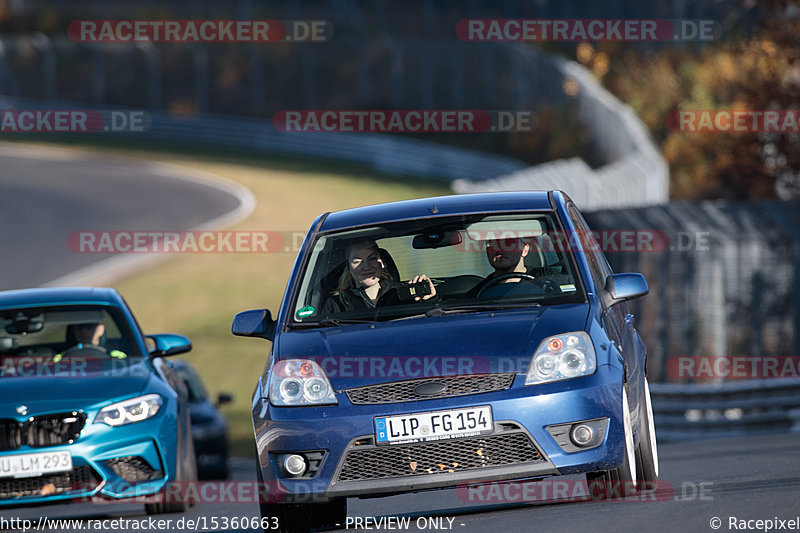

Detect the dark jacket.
xmin=321 ymin=279 xmax=403 ymax=315
xmin=321 ymin=278 xmax=440 ymax=315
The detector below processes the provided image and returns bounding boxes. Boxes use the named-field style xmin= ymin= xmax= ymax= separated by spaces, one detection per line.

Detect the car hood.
xmin=0 ymin=360 xmax=153 ymax=416
xmin=277 ymin=303 xmax=590 ymax=390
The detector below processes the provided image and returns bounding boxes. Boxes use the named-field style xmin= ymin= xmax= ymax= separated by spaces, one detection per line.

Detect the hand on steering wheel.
xmin=476 ymin=273 xmax=538 ymax=297
xmin=58 ymin=344 xmax=108 ymax=359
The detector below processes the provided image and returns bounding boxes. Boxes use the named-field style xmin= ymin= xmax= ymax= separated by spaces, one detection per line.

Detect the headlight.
xmin=95 ymin=394 xmax=163 ymax=426
xmin=525 ymin=332 xmax=596 ymax=385
xmin=269 ymin=359 xmax=337 ymax=406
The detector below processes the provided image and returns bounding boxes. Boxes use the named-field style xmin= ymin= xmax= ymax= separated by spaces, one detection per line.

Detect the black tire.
xmin=635 ymin=378 xmax=659 ymax=492
xmin=587 ymin=386 xmax=637 ymax=500
xmin=256 ymin=463 xmax=346 ymax=533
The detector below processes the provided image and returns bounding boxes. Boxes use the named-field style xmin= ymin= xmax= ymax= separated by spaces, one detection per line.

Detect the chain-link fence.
xmin=584 ymin=200 xmax=800 ymax=383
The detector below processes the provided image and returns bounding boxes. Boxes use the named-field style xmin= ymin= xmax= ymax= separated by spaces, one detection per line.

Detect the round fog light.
xmin=282 ymin=454 xmax=307 ymax=476
xmin=570 ymin=424 xmax=594 ymax=447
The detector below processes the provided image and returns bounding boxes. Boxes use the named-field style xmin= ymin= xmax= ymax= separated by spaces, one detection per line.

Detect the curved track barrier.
xmin=650 ymin=379 xmax=800 ymax=441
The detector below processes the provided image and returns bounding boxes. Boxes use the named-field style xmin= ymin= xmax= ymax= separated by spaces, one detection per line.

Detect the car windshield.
xmin=0 ymin=305 xmax=143 ymax=377
xmin=290 ymin=212 xmax=586 ymax=326
xmin=173 ymin=364 xmax=209 ymax=403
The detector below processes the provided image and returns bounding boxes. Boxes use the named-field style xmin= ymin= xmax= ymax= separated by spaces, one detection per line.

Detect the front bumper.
xmin=0 ymin=408 xmax=177 ymax=507
xmin=254 ymin=364 xmax=626 ymax=503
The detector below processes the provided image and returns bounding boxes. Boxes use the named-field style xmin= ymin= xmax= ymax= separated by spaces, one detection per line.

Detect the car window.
xmin=290 ymin=212 xmax=587 ymax=326
xmin=568 ymin=204 xmax=612 ymax=290
xmin=0 ymin=305 xmax=142 ymax=368
xmin=173 ymin=365 xmax=209 ymax=403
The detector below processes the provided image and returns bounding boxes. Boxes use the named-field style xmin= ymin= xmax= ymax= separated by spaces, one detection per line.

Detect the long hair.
xmin=335 ymin=239 xmax=392 ymax=293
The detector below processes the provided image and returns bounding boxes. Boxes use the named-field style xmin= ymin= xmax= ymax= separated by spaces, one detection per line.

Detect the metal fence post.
xmin=795 ymin=242 xmax=800 ymax=356
xmin=249 ymin=46 xmax=265 ymax=114
xmin=137 ymin=43 xmax=161 ymax=110
xmin=750 ymin=271 xmax=764 ymax=356
xmin=90 ymin=46 xmax=106 ymax=104
xmin=194 ymin=46 xmax=209 ymax=113
xmin=32 ymin=34 xmax=56 ymax=101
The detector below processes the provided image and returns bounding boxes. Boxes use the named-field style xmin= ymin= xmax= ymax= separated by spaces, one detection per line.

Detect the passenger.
xmin=322 ymin=239 xmax=436 ymax=314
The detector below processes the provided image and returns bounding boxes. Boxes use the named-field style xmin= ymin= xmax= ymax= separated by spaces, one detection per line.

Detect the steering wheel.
xmin=58 ymin=344 xmax=108 ymax=358
xmin=476 ymin=273 xmax=538 ymax=297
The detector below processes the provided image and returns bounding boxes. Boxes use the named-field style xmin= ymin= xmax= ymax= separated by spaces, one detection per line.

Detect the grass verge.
xmin=21 ymin=141 xmax=450 ymax=457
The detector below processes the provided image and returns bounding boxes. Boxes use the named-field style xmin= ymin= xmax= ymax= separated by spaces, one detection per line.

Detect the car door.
xmin=567 ymin=204 xmax=645 ymax=422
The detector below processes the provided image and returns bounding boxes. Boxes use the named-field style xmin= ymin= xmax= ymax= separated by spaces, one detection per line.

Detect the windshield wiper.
xmin=292 ymin=317 xmax=374 ymax=328
xmin=380 ymin=302 xmax=542 ymax=321
xmin=424 ymin=302 xmax=543 ymax=316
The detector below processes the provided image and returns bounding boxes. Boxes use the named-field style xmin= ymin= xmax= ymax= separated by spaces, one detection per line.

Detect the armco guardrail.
xmin=650 ymin=379 xmax=800 ymax=441
xmin=453 ymin=50 xmax=669 ymax=210
xmin=0 ymin=96 xmax=527 ymax=183
xmin=0 ymin=33 xmax=667 ymax=208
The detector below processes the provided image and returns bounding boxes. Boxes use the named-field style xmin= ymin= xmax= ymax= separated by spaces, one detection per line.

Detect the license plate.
xmin=375 ymin=406 xmax=493 ymax=445
xmin=0 ymin=451 xmax=72 ymax=479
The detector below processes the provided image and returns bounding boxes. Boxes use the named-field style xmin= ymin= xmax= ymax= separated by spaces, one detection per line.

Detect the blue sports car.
xmin=0 ymin=287 xmax=196 ymax=513
xmin=233 ymin=191 xmax=659 ymax=533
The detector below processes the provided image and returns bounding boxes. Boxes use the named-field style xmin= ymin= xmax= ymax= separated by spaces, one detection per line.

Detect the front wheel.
xmin=587 ymin=386 xmax=637 ymax=500
xmin=635 ymin=378 xmax=659 ymax=491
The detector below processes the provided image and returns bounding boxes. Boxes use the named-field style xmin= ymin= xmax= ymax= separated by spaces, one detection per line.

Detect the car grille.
xmin=106 ymin=456 xmax=163 ymax=483
xmin=336 ymin=431 xmax=543 ymax=482
xmin=0 ymin=412 xmax=87 ymax=451
xmin=0 ymin=466 xmax=101 ymax=499
xmin=344 ymin=374 xmax=516 ymax=405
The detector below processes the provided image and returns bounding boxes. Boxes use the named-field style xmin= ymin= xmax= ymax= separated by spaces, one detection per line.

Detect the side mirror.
xmin=604 ymin=273 xmax=649 ymax=302
xmin=216 ymin=392 xmax=233 ymax=407
xmin=147 ymin=333 xmax=192 ymax=357
xmin=232 ymin=309 xmax=276 ymax=341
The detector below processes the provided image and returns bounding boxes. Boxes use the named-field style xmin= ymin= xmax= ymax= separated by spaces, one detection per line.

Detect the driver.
xmin=69 ymin=322 xmax=105 ymax=347
xmin=53 ymin=320 xmax=127 ymax=362
xmin=466 ymin=236 xmax=530 ymax=298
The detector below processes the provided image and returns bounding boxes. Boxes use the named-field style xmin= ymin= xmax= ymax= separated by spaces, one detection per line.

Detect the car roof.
xmin=319 ymin=191 xmax=556 ymax=232
xmin=0 ymin=287 xmax=123 ymax=310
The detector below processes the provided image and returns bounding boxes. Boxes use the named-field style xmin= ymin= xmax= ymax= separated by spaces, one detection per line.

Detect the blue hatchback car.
xmin=233 ymin=191 xmax=659 ymax=532
xmin=0 ymin=287 xmax=196 ymax=513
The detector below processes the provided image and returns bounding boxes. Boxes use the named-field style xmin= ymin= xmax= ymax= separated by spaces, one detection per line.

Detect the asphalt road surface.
xmin=0 ymin=144 xmax=243 ymax=290
xmin=2 ymin=432 xmax=798 ymax=533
